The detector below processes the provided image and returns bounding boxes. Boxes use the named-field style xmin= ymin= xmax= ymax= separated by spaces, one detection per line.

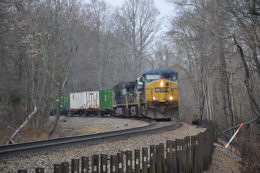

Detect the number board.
xmin=155 ymin=87 xmax=169 ymax=93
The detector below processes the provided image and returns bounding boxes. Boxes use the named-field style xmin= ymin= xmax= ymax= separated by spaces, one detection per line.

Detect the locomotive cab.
xmin=143 ymin=69 xmax=179 ymax=119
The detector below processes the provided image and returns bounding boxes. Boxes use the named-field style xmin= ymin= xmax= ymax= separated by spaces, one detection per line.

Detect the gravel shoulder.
xmin=50 ymin=116 xmax=149 ymax=138
xmin=1 ymin=122 xmax=204 ymax=172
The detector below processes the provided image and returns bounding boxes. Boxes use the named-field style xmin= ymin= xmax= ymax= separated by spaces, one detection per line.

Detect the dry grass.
xmin=15 ymin=126 xmax=49 ymax=143
xmin=0 ymin=128 xmax=10 ymax=144
xmin=239 ymin=139 xmax=260 ymax=173
xmin=205 ymin=148 xmax=241 ymax=173
xmin=0 ymin=126 xmax=48 ymax=144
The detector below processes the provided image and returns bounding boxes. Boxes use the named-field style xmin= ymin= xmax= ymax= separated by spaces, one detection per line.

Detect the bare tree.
xmin=167 ymin=0 xmax=260 ymax=134
xmin=0 ymin=0 xmax=82 ymax=143
xmin=120 ymin=0 xmax=160 ymax=78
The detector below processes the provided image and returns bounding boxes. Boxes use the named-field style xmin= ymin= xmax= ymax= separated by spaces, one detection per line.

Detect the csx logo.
xmin=155 ymin=87 xmax=169 ymax=93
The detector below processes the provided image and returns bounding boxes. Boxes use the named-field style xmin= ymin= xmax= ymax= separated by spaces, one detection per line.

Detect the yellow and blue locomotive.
xmin=113 ymin=69 xmax=179 ymax=120
xmin=139 ymin=69 xmax=179 ymax=119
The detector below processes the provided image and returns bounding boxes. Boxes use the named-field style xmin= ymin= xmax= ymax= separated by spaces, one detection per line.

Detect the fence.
xmin=17 ymin=123 xmax=215 ymax=173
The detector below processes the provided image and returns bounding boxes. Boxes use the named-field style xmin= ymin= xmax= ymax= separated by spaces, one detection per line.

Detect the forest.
xmin=0 ymin=0 xmax=259 ymax=171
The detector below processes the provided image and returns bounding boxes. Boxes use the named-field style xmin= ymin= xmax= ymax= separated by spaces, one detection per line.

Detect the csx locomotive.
xmin=52 ymin=69 xmax=179 ymax=120
xmin=113 ymin=69 xmax=179 ymax=119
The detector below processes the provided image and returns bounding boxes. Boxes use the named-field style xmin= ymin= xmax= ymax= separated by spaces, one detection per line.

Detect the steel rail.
xmin=0 ymin=119 xmax=181 ymax=157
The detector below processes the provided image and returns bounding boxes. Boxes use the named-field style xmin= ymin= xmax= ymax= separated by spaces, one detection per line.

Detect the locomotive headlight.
xmin=169 ymin=96 xmax=173 ymax=101
xmin=152 ymin=96 xmax=156 ymax=101
xmin=160 ymin=80 xmax=164 ymax=87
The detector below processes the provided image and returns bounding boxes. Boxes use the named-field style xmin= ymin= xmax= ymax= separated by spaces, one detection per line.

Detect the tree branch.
xmin=222 ymin=117 xmax=259 ymax=134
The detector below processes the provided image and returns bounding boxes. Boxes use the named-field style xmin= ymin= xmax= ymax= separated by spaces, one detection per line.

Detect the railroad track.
xmin=0 ymin=119 xmax=182 ymax=157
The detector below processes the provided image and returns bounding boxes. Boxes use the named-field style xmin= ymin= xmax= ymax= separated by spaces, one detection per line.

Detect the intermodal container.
xmin=86 ymin=91 xmax=99 ymax=109
xmin=51 ymin=94 xmax=69 ymax=110
xmin=99 ymin=88 xmax=113 ymax=109
xmin=70 ymin=92 xmax=87 ymax=109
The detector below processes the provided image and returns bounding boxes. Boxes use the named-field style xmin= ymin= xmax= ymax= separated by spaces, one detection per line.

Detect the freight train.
xmin=51 ymin=69 xmax=179 ymax=120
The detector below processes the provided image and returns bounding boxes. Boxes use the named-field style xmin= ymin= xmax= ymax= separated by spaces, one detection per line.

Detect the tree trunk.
xmin=7 ymin=104 xmax=37 ymax=144
xmin=234 ymin=36 xmax=260 ymax=118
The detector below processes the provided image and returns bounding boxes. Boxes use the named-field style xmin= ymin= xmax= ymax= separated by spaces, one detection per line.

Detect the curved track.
xmin=0 ymin=119 xmax=182 ymax=157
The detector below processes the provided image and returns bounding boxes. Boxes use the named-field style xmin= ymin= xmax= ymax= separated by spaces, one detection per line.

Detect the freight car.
xmin=51 ymin=90 xmax=111 ymax=116
xmin=51 ymin=69 xmax=179 ymax=120
xmin=99 ymin=88 xmax=114 ymax=115
xmin=69 ymin=91 xmax=100 ymax=115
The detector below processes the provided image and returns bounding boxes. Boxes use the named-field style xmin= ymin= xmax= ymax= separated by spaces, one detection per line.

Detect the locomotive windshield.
xmin=145 ymin=74 xmax=161 ymax=81
xmin=162 ymin=73 xmax=177 ymax=81
xmin=145 ymin=73 xmax=177 ymax=82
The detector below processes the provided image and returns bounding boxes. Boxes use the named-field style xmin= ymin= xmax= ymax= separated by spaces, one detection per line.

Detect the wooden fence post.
xmin=81 ymin=157 xmax=89 ymax=173
xmin=17 ymin=170 xmax=27 ymax=173
xmin=190 ymin=136 xmax=196 ymax=173
xmin=35 ymin=168 xmax=44 ymax=173
xmin=166 ymin=140 xmax=172 ymax=173
xmin=207 ymin=127 xmax=213 ymax=169
xmin=171 ymin=141 xmax=177 ymax=173
xmin=160 ymin=143 xmax=165 ymax=172
xmin=101 ymin=154 xmax=107 ymax=173
xmin=198 ymin=133 xmax=204 ymax=173
xmin=61 ymin=162 xmax=69 ymax=173
xmin=126 ymin=151 xmax=132 ymax=173
xmin=135 ymin=149 xmax=140 ymax=173
xmin=205 ymin=129 xmax=210 ymax=170
xmin=175 ymin=139 xmax=182 ymax=173
xmin=203 ymin=132 xmax=207 ymax=171
xmin=210 ymin=125 xmax=215 ymax=162
xmin=54 ymin=164 xmax=62 ymax=173
xmin=118 ymin=153 xmax=124 ymax=173
xmin=180 ymin=139 xmax=186 ymax=173
xmin=149 ymin=145 xmax=156 ymax=173
xmin=184 ymin=136 xmax=190 ymax=173
xmin=142 ymin=148 xmax=148 ymax=173
xmin=201 ymin=132 xmax=207 ymax=171
xmin=92 ymin=155 xmax=99 ymax=173
xmin=209 ymin=128 xmax=212 ymax=167
xmin=110 ymin=155 xmax=118 ymax=173
xmin=71 ymin=159 xmax=80 ymax=173
xmin=155 ymin=145 xmax=162 ymax=173
xmin=193 ymin=135 xmax=199 ymax=173
xmin=195 ymin=133 xmax=200 ymax=173
xmin=159 ymin=143 xmax=166 ymax=173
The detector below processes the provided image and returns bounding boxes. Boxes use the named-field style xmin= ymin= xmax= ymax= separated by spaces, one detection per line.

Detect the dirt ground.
xmin=5 ymin=116 xmax=148 ymax=143
xmin=50 ymin=116 xmax=149 ymax=138
xmin=206 ymin=148 xmax=241 ymax=173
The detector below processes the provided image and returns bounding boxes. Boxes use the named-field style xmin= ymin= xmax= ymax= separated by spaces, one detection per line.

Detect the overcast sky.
xmin=103 ymin=0 xmax=175 ymax=30
xmin=103 ymin=0 xmax=174 ymax=17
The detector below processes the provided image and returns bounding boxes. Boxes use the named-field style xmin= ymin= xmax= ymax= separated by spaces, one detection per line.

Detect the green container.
xmin=51 ymin=94 xmax=69 ymax=110
xmin=99 ymin=88 xmax=113 ymax=109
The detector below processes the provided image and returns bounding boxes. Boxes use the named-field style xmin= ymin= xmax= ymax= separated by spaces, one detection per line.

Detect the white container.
xmin=70 ymin=92 xmax=87 ymax=109
xmin=86 ymin=91 xmax=99 ymax=109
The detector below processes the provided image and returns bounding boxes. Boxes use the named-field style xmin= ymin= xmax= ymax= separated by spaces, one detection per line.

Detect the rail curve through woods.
xmin=0 ymin=119 xmax=182 ymax=157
